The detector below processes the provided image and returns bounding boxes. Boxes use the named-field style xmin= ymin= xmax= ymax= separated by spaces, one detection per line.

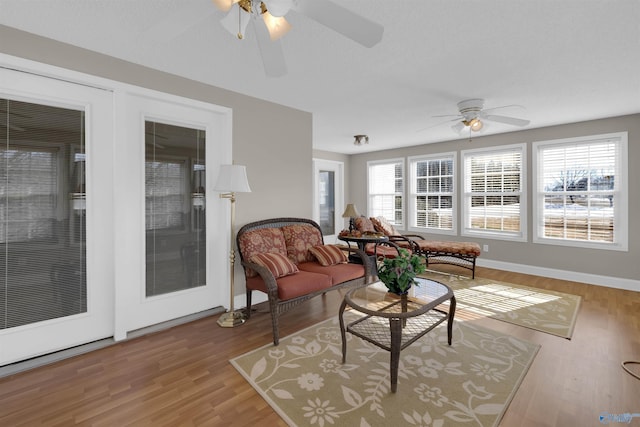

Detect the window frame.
xmin=461 ymin=143 xmax=527 ymax=242
xmin=367 ymin=158 xmax=404 ymax=229
xmin=408 ymin=152 xmax=457 ymax=236
xmin=532 ymin=132 xmax=628 ymax=251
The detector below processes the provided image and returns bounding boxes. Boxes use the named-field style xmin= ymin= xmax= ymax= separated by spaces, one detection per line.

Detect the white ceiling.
xmin=1 ymin=0 xmax=639 ymax=154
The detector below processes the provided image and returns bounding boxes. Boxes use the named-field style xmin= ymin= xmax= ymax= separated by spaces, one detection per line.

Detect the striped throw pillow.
xmin=309 ymin=245 xmax=347 ymax=266
xmin=249 ymin=252 xmax=299 ymax=278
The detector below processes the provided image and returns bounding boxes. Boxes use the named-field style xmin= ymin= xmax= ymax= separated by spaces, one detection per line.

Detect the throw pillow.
xmin=281 ymin=224 xmax=324 ymax=264
xmin=354 ymin=216 xmax=376 ymax=233
xmin=249 ymin=252 xmax=299 ymax=278
xmin=309 ymin=244 xmax=348 ymax=266
xmin=370 ymin=216 xmax=400 ymax=236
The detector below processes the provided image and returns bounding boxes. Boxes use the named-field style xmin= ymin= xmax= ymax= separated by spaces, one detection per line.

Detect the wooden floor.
xmin=0 ymin=267 xmax=639 ymax=426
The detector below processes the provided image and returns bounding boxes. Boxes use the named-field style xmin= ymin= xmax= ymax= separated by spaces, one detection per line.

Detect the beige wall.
xmin=347 ymin=114 xmax=640 ymax=283
xmin=0 ymin=25 xmax=313 ymax=228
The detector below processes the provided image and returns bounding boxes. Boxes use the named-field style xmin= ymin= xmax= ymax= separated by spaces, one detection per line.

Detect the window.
xmin=462 ymin=144 xmax=526 ymax=241
xmin=0 ymin=98 xmax=87 ymax=329
xmin=368 ymin=159 xmax=404 ymax=227
xmin=409 ymin=153 xmax=455 ymax=234
xmin=145 ymin=121 xmax=207 ymax=297
xmin=533 ymin=132 xmax=628 ymax=251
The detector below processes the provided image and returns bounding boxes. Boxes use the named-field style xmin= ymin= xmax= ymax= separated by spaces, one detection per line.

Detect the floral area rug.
xmin=231 ymin=314 xmax=539 ymax=427
xmin=419 ymin=270 xmax=581 ymax=339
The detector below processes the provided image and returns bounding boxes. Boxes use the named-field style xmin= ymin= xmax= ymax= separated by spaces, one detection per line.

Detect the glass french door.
xmin=0 ymin=68 xmax=113 ymax=366
xmin=117 ymin=92 xmax=228 ymax=334
xmin=145 ymin=121 xmax=206 ymax=297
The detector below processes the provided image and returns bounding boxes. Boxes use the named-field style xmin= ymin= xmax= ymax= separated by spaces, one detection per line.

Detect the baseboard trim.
xmin=477 ymin=258 xmax=640 ymax=292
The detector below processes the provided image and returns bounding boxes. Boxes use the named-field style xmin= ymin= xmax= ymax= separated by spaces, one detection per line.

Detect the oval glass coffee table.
xmin=339 ymin=278 xmax=456 ymax=393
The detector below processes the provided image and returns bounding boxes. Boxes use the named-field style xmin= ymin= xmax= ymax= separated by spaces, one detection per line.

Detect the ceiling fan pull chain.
xmin=237 ymin=4 xmax=244 ymax=39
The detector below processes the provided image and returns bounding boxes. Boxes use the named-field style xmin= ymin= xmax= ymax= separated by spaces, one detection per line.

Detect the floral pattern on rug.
xmin=419 ymin=271 xmax=581 ymax=339
xmin=231 ymin=315 xmax=539 ymax=427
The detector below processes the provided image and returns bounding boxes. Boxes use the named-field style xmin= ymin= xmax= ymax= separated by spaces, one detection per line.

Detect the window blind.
xmin=0 ymin=98 xmax=86 ymax=329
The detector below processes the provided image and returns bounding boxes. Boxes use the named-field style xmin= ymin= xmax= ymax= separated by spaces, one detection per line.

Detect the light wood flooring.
xmin=0 ymin=267 xmax=639 ymax=426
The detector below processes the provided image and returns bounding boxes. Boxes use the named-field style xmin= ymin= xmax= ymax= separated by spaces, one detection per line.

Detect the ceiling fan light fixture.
xmin=261 ymin=5 xmax=292 ymax=40
xmin=212 ymin=0 xmax=240 ymax=12
xmin=469 ymin=118 xmax=483 ymax=131
xmin=354 ymin=135 xmax=369 ymax=145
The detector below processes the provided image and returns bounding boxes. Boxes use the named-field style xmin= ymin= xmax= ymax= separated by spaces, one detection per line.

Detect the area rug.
xmin=419 ymin=270 xmax=581 ymax=339
xmin=231 ymin=314 xmax=539 ymax=427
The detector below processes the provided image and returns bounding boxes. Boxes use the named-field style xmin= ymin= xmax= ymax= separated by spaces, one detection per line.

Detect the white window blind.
xmin=534 ymin=132 xmax=627 ymax=250
xmin=1 ymin=98 xmax=87 ymax=329
xmin=145 ymin=159 xmax=187 ymax=230
xmin=145 ymin=121 xmax=206 ymax=297
xmin=462 ymin=144 xmax=525 ymax=240
xmin=410 ymin=154 xmax=454 ymax=231
xmin=368 ymin=159 xmax=403 ymax=227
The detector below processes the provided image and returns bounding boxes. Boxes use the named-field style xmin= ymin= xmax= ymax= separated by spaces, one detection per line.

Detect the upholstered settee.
xmin=354 ymin=216 xmax=482 ymax=278
xmin=237 ymin=218 xmax=376 ymax=345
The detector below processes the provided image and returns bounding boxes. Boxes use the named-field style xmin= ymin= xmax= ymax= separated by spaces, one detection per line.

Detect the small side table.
xmin=337 ymin=234 xmax=389 ymax=263
xmin=339 ymin=279 xmax=456 ymax=393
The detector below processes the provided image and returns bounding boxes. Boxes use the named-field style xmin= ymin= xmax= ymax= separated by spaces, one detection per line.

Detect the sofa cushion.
xmin=297 ymin=262 xmax=365 ymax=286
xmin=238 ymin=227 xmax=288 ymax=277
xmin=249 ymin=252 xmax=299 ymax=278
xmin=245 ymin=270 xmax=332 ymax=301
xmin=308 ymin=244 xmax=347 ymax=266
xmin=281 ymin=224 xmax=323 ymax=264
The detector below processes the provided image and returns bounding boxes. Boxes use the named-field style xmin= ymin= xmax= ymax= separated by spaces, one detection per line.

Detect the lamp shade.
xmin=214 ymin=164 xmax=252 ymax=193
xmin=342 ymin=203 xmax=360 ymax=218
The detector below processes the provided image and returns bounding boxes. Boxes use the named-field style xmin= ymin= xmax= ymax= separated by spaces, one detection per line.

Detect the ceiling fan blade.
xmin=141 ymin=2 xmax=216 ymax=43
xmin=293 ymin=0 xmax=384 ymax=47
xmin=263 ymin=0 xmax=294 ymax=17
xmin=452 ymin=122 xmax=465 ymax=133
xmin=220 ymin=5 xmax=252 ymax=39
xmin=253 ymin=19 xmax=288 ymax=77
xmin=212 ymin=0 xmax=240 ymax=12
xmin=482 ymin=114 xmax=530 ymax=127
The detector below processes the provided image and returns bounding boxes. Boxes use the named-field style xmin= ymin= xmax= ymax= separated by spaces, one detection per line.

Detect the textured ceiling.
xmin=1 ymin=0 xmax=639 ymax=154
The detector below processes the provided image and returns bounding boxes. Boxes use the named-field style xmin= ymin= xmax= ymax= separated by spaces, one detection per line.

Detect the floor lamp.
xmin=214 ymin=164 xmax=252 ymax=327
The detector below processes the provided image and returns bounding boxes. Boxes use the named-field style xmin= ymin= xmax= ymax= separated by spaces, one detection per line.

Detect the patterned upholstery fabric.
xmin=281 ymin=224 xmax=324 ymax=264
xmin=308 ymin=244 xmax=347 ymax=266
xmin=370 ymin=216 xmax=401 ymax=236
xmin=353 ymin=216 xmax=376 ymax=233
xmin=249 ymin=253 xmax=299 ymax=278
xmin=238 ymin=227 xmax=288 ymax=277
xmin=422 ymin=241 xmax=482 ymax=256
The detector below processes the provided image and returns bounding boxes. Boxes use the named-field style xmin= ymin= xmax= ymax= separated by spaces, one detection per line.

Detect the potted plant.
xmin=377 ymin=248 xmax=426 ymax=295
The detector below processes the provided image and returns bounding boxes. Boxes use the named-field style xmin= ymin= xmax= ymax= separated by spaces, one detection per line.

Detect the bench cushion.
xmin=245 ymin=270 xmax=332 ymax=301
xmin=297 ymin=262 xmax=365 ymax=286
xmin=423 ymin=241 xmax=482 ymax=256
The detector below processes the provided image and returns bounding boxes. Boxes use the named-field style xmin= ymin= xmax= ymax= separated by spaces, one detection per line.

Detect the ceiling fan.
xmin=432 ymin=99 xmax=530 ymax=134
xmin=211 ymin=0 xmax=384 ymax=77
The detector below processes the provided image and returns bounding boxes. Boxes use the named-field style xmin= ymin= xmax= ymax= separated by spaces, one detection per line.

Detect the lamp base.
xmin=217 ymin=310 xmax=247 ymax=327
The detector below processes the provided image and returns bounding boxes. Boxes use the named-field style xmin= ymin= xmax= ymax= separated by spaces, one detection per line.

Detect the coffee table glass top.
xmin=345 ymin=277 xmax=453 ymax=318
